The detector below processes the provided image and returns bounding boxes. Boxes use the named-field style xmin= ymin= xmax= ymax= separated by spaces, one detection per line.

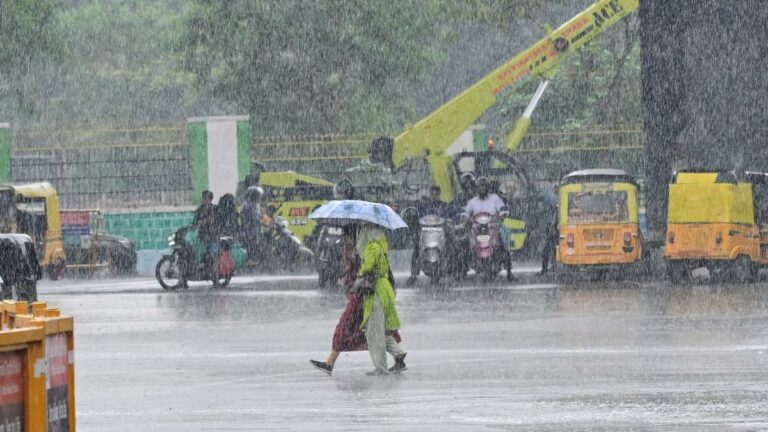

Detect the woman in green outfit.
xmin=355 ymin=224 xmax=407 ymax=375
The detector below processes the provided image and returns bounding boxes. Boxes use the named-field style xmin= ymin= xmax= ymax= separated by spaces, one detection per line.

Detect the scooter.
xmin=155 ymin=226 xmax=234 ymax=290
xmin=315 ymin=225 xmax=345 ymax=288
xmin=268 ymin=216 xmax=315 ymax=272
xmin=419 ymin=214 xmax=448 ymax=285
xmin=469 ymin=212 xmax=513 ymax=282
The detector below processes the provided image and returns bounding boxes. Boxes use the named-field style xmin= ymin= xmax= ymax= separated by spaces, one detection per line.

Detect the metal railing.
xmin=11 ymin=126 xmax=192 ymax=209
xmin=251 ymin=127 xmax=645 ymax=182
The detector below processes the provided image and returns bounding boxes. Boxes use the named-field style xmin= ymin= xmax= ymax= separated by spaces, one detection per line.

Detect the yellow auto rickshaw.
xmin=0 ymin=182 xmax=66 ymax=279
xmin=556 ymin=169 xmax=644 ymax=273
xmin=664 ymin=170 xmax=768 ymax=283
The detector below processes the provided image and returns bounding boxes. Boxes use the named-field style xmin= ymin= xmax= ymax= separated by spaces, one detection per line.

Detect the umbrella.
xmin=309 ymin=200 xmax=408 ymax=230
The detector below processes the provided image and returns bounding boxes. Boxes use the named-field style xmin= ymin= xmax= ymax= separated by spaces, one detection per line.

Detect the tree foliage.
xmin=180 ymin=0 xmax=452 ymax=135
xmin=0 ymin=0 xmax=64 ymax=114
xmin=486 ymin=6 xmax=642 ymax=133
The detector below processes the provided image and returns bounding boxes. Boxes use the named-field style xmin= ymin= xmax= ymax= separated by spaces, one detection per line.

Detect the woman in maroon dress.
xmin=310 ymin=226 xmax=401 ymax=375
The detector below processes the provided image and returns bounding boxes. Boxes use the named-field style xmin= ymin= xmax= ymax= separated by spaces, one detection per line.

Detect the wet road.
xmin=38 ymin=275 xmax=768 ymax=431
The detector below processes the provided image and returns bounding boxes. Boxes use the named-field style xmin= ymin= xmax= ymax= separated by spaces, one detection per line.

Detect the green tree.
xmin=0 ymin=0 xmax=64 ymax=114
xmin=497 ymin=12 xmax=643 ymax=131
xmin=180 ymin=0 xmax=451 ymax=135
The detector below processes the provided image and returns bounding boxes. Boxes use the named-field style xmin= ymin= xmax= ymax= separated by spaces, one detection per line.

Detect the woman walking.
xmin=310 ymin=226 xmax=404 ymax=375
xmin=355 ymin=224 xmax=406 ymax=375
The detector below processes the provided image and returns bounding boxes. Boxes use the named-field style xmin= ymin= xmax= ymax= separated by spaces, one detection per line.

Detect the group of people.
xmin=310 ymin=224 xmax=407 ymax=376
xmin=191 ymin=188 xmax=267 ymax=274
xmin=406 ymin=175 xmax=513 ymax=284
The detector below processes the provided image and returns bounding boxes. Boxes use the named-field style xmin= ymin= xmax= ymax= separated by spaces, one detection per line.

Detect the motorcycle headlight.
xmin=475 ymin=215 xmax=492 ymax=225
xmin=477 ymin=234 xmax=492 ymax=243
xmin=420 ymin=215 xmax=446 ymax=226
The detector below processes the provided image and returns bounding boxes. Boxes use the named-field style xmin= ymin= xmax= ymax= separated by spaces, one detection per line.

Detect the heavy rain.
xmin=1 ymin=0 xmax=767 ymax=431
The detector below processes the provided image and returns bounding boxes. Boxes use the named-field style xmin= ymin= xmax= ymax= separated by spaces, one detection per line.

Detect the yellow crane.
xmin=370 ymin=0 xmax=639 ymax=202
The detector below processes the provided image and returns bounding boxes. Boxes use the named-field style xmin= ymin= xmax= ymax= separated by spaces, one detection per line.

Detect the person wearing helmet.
xmin=462 ymin=177 xmax=515 ymax=281
xmin=241 ymin=186 xmax=265 ymax=261
xmin=462 ymin=177 xmax=506 ymax=219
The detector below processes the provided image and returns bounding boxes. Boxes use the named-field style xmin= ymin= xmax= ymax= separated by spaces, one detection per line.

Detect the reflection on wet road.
xmin=42 ymin=278 xmax=768 ymax=431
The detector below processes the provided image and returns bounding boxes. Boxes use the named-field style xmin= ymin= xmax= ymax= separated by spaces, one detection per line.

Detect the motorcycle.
xmin=155 ymin=226 xmax=234 ymax=290
xmin=419 ymin=215 xmax=448 ymax=285
xmin=314 ymin=225 xmax=344 ymax=289
xmin=469 ymin=212 xmax=513 ymax=282
xmin=259 ymin=215 xmax=315 ymax=273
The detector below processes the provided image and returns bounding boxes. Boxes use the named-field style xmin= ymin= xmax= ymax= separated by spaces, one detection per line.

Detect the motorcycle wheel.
xmin=426 ymin=262 xmax=441 ymax=286
xmin=156 ymin=255 xmax=185 ymax=291
xmin=317 ymin=266 xmax=332 ymax=289
xmin=214 ymin=273 xmax=232 ymax=288
xmin=479 ymin=260 xmax=495 ymax=283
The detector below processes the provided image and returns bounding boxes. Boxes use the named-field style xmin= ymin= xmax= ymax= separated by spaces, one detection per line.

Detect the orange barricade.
xmin=1 ymin=301 xmax=75 ymax=432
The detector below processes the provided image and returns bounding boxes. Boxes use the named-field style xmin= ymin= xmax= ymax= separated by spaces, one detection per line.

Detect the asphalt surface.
xmin=37 ymin=271 xmax=768 ymax=431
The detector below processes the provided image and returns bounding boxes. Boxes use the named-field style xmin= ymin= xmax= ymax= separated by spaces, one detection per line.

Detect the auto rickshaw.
xmin=664 ymin=170 xmax=768 ymax=283
xmin=555 ymin=169 xmax=644 ymax=275
xmin=0 ymin=233 xmax=42 ymax=301
xmin=0 ymin=182 xmax=66 ymax=279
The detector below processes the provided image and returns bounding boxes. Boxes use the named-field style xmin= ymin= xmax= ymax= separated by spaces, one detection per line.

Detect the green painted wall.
xmin=237 ymin=120 xmax=251 ymax=182
xmin=104 ymin=210 xmax=194 ymax=250
xmin=187 ymin=122 xmax=208 ymax=205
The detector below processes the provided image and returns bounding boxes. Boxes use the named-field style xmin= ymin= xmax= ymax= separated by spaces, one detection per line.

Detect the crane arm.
xmin=387 ymin=0 xmax=638 ymax=169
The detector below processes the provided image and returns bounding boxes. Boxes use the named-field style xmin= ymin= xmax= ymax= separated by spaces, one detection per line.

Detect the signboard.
xmin=0 ymin=350 xmax=24 ymax=432
xmin=46 ymin=334 xmax=69 ymax=432
xmin=61 ymin=211 xmax=90 ymax=237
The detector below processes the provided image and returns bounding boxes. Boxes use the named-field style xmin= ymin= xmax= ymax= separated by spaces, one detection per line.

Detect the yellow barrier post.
xmin=1 ymin=301 xmax=75 ymax=432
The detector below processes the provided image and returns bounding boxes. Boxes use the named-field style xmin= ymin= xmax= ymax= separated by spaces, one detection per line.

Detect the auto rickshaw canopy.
xmin=558 ymin=169 xmax=639 ymax=225
xmin=667 ymin=171 xmax=754 ymax=225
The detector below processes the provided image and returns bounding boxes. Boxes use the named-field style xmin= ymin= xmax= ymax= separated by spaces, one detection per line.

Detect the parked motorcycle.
xmin=155 ymin=226 xmax=234 ymax=290
xmin=419 ymin=215 xmax=448 ymax=285
xmin=469 ymin=212 xmax=513 ymax=282
xmin=314 ymin=225 xmax=344 ymax=288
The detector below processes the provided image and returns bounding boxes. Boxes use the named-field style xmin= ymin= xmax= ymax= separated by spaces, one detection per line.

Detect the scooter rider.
xmin=462 ymin=177 xmax=516 ymax=281
xmin=193 ymin=190 xmax=218 ymax=279
xmin=462 ymin=177 xmax=505 ymax=220
xmin=407 ymin=185 xmax=456 ymax=285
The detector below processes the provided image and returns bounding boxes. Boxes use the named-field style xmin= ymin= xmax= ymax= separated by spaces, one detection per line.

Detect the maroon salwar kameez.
xmin=331 ymin=250 xmax=399 ymax=352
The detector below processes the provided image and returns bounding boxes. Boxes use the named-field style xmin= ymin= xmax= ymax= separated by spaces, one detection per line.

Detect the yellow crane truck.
xmin=360 ymin=0 xmax=639 ymax=256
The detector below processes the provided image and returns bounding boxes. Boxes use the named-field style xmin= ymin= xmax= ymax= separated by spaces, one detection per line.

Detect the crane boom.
xmin=387 ymin=0 xmax=638 ymax=176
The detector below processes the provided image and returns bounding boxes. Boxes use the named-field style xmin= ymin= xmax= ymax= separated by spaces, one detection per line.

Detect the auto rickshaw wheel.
xmin=667 ymin=261 xmax=689 ymax=284
xmin=729 ymin=256 xmax=757 ymax=284
xmin=17 ymin=280 xmax=37 ymax=302
xmin=47 ymin=259 xmax=66 ymax=280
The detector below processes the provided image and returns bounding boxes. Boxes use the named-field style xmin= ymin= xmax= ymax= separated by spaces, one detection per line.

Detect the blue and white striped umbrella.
xmin=309 ymin=200 xmax=408 ymax=230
